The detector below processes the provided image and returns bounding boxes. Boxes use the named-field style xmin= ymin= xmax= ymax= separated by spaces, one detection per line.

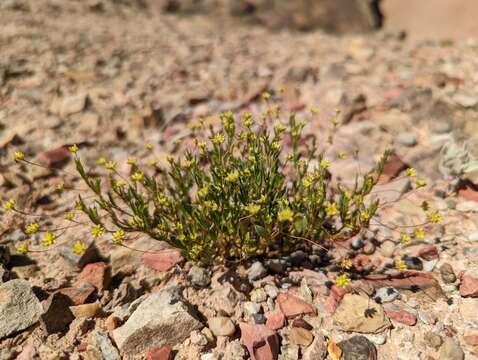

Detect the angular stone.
xmin=247 ymin=262 xmax=268 ymax=281
xmin=338 ymin=336 xmax=377 ymax=360
xmin=77 ymin=262 xmax=111 ymax=290
xmin=276 ymin=293 xmax=316 ymax=319
xmin=147 ymin=345 xmax=173 ymax=360
xmin=265 ymin=311 xmax=286 ymax=331
xmin=383 ymin=305 xmax=416 ymax=326
xmin=208 ymin=316 xmax=236 ymax=337
xmin=438 ymin=338 xmax=464 ymax=360
xmin=87 ymin=330 xmax=121 ymax=360
xmin=37 ymin=146 xmax=71 ymax=168
xmin=333 ymin=294 xmax=391 ymax=334
xmin=302 ymin=331 xmax=326 ymax=360
xmin=374 ymin=287 xmax=399 ymax=303
xmin=459 ymin=273 xmax=478 ymax=297
xmin=113 ymin=286 xmax=202 ymax=355
xmin=142 ymin=249 xmax=183 ymax=272
xmin=59 ymin=93 xmax=88 ymax=116
xmin=239 ymin=322 xmax=279 ymax=360
xmin=289 ymin=327 xmax=313 ymax=347
xmin=408 ymin=244 xmax=438 ymax=261
xmin=58 ymin=284 xmax=96 ymax=305
xmin=40 ymin=292 xmax=75 ymax=334
xmin=188 ymin=266 xmax=211 ymax=288
xmin=0 ymin=279 xmax=43 ymax=339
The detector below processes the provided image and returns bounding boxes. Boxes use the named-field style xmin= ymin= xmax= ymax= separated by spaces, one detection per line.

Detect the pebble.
xmin=365 ymin=334 xmax=387 ymax=345
xmin=467 ymin=230 xmax=478 ymax=242
xmin=223 ymin=340 xmax=246 ymax=360
xmin=351 ymin=238 xmax=364 ymax=250
xmin=208 ymin=316 xmax=236 ymax=337
xmin=424 ymin=332 xmax=443 ymax=349
xmin=403 ymin=256 xmax=423 ymax=271
xmin=374 ymin=287 xmax=400 ymax=303
xmin=397 ymin=132 xmax=417 ymax=147
xmin=252 ymin=313 xmax=266 ymax=325
xmin=338 ymin=335 xmax=377 ymax=360
xmin=422 ymin=259 xmax=438 ymax=272
xmin=363 ymin=242 xmax=376 ymax=255
xmin=459 ymin=272 xmax=478 ymax=297
xmin=290 ymin=250 xmax=307 ymax=266
xmin=243 ymin=301 xmax=262 ymax=317
xmin=380 ymin=240 xmax=396 ymax=257
xmin=438 ymin=338 xmax=465 ymax=360
xmin=277 ymin=293 xmax=317 ymax=319
xmin=289 ymin=327 xmax=314 ymax=347
xmin=247 ymin=261 xmax=268 ymax=281
xmin=265 ymin=259 xmax=288 ymax=274
xmin=264 ymin=284 xmax=279 ymax=300
xmin=190 ymin=330 xmax=208 ymax=346
xmin=201 ymin=353 xmax=218 ymax=360
xmin=70 ymin=303 xmax=101 ymax=319
xmin=250 ymin=288 xmax=267 ymax=303
xmin=188 ymin=266 xmax=211 ymax=287
xmin=439 ymin=263 xmax=457 ymax=284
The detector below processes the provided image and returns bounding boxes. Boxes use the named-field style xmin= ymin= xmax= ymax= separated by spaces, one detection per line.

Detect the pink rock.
xmin=324 ymin=285 xmax=352 ymax=314
xmin=37 ymin=146 xmax=71 ymax=168
xmin=77 ymin=262 xmax=111 ymax=290
xmin=409 ymin=244 xmax=439 ymax=261
xmin=384 ymin=309 xmax=417 ymax=326
xmin=239 ymin=322 xmax=279 ymax=360
xmin=147 ymin=345 xmax=173 ymax=360
xmin=353 ymin=254 xmax=370 ymax=271
xmin=58 ymin=284 xmax=95 ymax=305
xmin=277 ymin=293 xmax=317 ymax=319
xmin=464 ymin=334 xmax=478 ymax=346
xmin=459 ymin=273 xmax=478 ymax=297
xmin=458 ymin=183 xmax=478 ymax=202
xmin=265 ymin=311 xmax=286 ymax=331
xmin=363 ymin=271 xmax=439 ymax=291
xmin=142 ymin=249 xmax=183 ymax=272
xmin=380 ymin=153 xmax=408 ymax=182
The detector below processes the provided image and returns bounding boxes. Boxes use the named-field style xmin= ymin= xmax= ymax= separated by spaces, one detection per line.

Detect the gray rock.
xmin=252 ymin=313 xmax=266 ymax=324
xmin=0 ymin=245 xmax=10 ymax=265
xmin=41 ymin=292 xmax=75 ymax=334
xmin=338 ymin=336 xmax=377 ymax=360
xmin=265 ymin=258 xmax=288 ymax=274
xmin=188 ymin=266 xmax=211 ymax=288
xmin=113 ymin=286 xmax=203 ymax=355
xmin=397 ymin=132 xmax=417 ymax=147
xmin=87 ymin=330 xmax=121 ymax=360
xmin=362 ymin=242 xmax=376 ymax=255
xmin=403 ymin=256 xmax=423 ymax=271
xmin=351 ymin=238 xmax=364 ymax=250
xmin=0 ymin=279 xmax=43 ymax=339
xmin=247 ymin=261 xmax=267 ymax=281
xmin=190 ymin=330 xmax=208 ymax=346
xmin=440 ymin=263 xmax=457 ymax=284
xmin=438 ymin=338 xmax=464 ymax=360
xmin=208 ymin=316 xmax=235 ymax=337
xmin=374 ymin=287 xmax=399 ymax=303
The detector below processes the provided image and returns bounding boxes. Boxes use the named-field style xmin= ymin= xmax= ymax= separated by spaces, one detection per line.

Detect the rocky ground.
xmin=1 ymin=1 xmax=478 ymax=360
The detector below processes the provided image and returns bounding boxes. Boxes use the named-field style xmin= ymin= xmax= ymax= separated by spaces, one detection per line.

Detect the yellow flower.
xmin=302 ymin=177 xmax=313 ymax=188
xmin=114 ymin=180 xmax=126 ymax=188
xmin=414 ymin=228 xmax=425 ymax=240
xmin=56 ymin=182 xmax=65 ymax=190
xmin=226 ymin=170 xmax=239 ymax=183
xmin=341 ymin=257 xmax=352 ymax=270
xmin=400 ymin=233 xmax=412 ymax=245
xmin=72 ymin=241 xmax=87 ymax=255
xmin=320 ymin=159 xmax=329 ymax=169
xmin=261 ymin=92 xmax=271 ymax=101
xmin=2 ymin=199 xmax=16 ymax=211
xmin=406 ymin=168 xmax=417 ymax=177
xmin=198 ymin=187 xmax=209 ymax=198
xmin=212 ymin=133 xmax=225 ymax=145
xmin=271 ymin=142 xmax=281 ymax=151
xmin=64 ymin=212 xmax=74 ymax=221
xmin=25 ymin=222 xmax=40 ymax=234
xmin=106 ymin=161 xmax=117 ymax=170
xmin=274 ymin=124 xmax=287 ymax=133
xmin=68 ymin=144 xmax=78 ymax=153
xmin=127 ymin=157 xmax=137 ymax=166
xmin=182 ymin=160 xmax=193 ymax=169
xmin=246 ymin=204 xmax=261 ymax=215
xmin=14 ymin=151 xmax=25 ymax=161
xmin=42 ymin=231 xmax=56 ymax=247
xmin=395 ymin=260 xmax=408 ymax=271
xmin=146 ymin=143 xmax=153 ymax=151
xmin=338 ymin=151 xmax=347 ymax=160
xmin=359 ymin=211 xmax=369 ymax=222
xmin=97 ymin=157 xmax=107 ymax=165
xmin=325 ymin=202 xmax=338 ymax=217
xmin=148 ymin=159 xmax=158 ymax=167
xmin=91 ymin=224 xmax=104 ymax=238
xmin=278 ymin=208 xmax=294 ymax=222
xmin=243 ymin=120 xmax=254 ymax=127
xmin=174 ymin=139 xmax=183 ymax=146
xmin=243 ymin=112 xmax=252 ymax=120
xmin=310 ymin=107 xmax=319 ymax=115
xmin=112 ymin=229 xmax=125 ymax=245
xmin=428 ymin=211 xmax=442 ymax=224
xmin=415 ymin=179 xmax=426 ymax=188
xmin=17 ymin=242 xmax=29 ymax=254
xmin=335 ymin=274 xmax=350 ymax=288
xmin=131 ymin=171 xmax=143 ymax=182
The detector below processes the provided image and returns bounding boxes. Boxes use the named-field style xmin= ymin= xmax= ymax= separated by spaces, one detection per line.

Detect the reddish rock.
xmin=239 ymin=322 xmax=279 ymax=360
xmin=147 ymin=345 xmax=173 ymax=360
xmin=58 ymin=284 xmax=95 ymax=305
xmin=363 ymin=271 xmax=440 ymax=291
xmin=324 ymin=285 xmax=352 ymax=314
xmin=380 ymin=153 xmax=408 ymax=182
xmin=384 ymin=308 xmax=417 ymax=326
xmin=409 ymin=244 xmax=439 ymax=261
xmin=105 ymin=314 xmax=120 ymax=332
xmin=77 ymin=341 xmax=88 ymax=352
xmin=459 ymin=273 xmax=478 ymax=297
xmin=353 ymin=254 xmax=370 ymax=271
xmin=265 ymin=311 xmax=286 ymax=331
xmin=276 ymin=293 xmax=317 ymax=319
xmin=142 ymin=249 xmax=183 ymax=272
xmin=464 ymin=334 xmax=478 ymax=346
xmin=37 ymin=146 xmax=71 ymax=168
xmin=77 ymin=262 xmax=111 ymax=290
xmin=458 ymin=182 xmax=478 ymax=202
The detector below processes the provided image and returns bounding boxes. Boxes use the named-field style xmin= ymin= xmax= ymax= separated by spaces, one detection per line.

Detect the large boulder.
xmin=0 ymin=279 xmax=43 ymax=339
xmin=113 ymin=286 xmax=203 ymax=355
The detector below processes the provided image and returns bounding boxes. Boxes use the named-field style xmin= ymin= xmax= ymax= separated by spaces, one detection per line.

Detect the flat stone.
xmin=239 ymin=322 xmax=279 ymax=360
xmin=459 ymin=272 xmax=478 ymax=297
xmin=60 ymin=238 xmax=102 ymax=269
xmin=86 ymin=330 xmax=121 ymax=360
xmin=70 ymin=302 xmax=101 ymax=319
xmin=188 ymin=266 xmax=211 ymax=287
xmin=58 ymin=284 xmax=96 ymax=305
xmin=0 ymin=279 xmax=43 ymax=339
xmin=383 ymin=305 xmax=416 ymax=326
xmin=265 ymin=311 xmax=286 ymax=331
xmin=374 ymin=287 xmax=400 ymax=303
xmin=333 ymin=294 xmax=391 ymax=334
xmin=302 ymin=331 xmax=326 ymax=360
xmin=59 ymin=93 xmax=88 ymax=116
xmin=142 ymin=249 xmax=183 ymax=272
xmin=276 ymin=293 xmax=317 ymax=319
xmin=208 ymin=317 xmax=236 ymax=337
xmin=146 ymin=345 xmax=173 ymax=360
xmin=397 ymin=132 xmax=417 ymax=147
xmin=338 ymin=336 xmax=377 ymax=360
xmin=459 ymin=298 xmax=478 ymax=322
xmin=77 ymin=262 xmax=111 ymax=291
xmin=438 ymin=338 xmax=464 ymax=360
xmin=289 ymin=327 xmax=313 ymax=347
xmin=113 ymin=286 xmax=202 ymax=355
xmin=40 ymin=292 xmax=75 ymax=334
xmin=248 ymin=262 xmax=268 ymax=281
